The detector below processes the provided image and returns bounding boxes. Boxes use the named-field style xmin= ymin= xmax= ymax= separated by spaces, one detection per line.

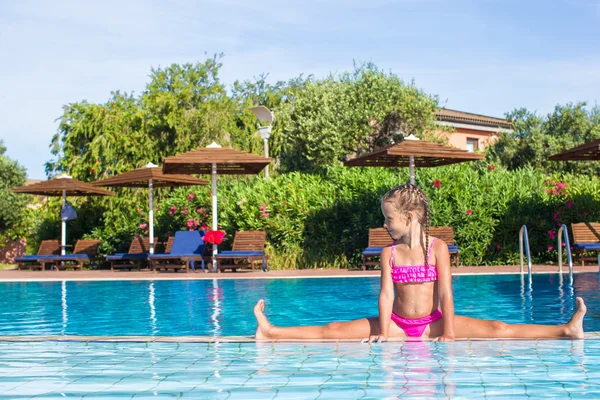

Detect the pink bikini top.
xmin=391 ymin=238 xmax=438 ymax=283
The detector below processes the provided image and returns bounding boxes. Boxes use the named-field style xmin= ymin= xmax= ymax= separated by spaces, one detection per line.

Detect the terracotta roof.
xmin=163 ymin=146 xmax=271 ymax=175
xmin=436 ymin=108 xmax=512 ymax=129
xmin=345 ymin=139 xmax=484 ymax=168
xmin=549 ymin=139 xmax=600 ymax=161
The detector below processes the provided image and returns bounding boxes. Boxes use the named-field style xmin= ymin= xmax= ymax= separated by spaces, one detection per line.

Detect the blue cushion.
xmin=14 ymin=255 xmax=57 ymax=262
xmin=362 ymin=247 xmax=383 ymax=256
xmin=572 ymin=243 xmax=600 ymax=251
xmin=447 ymin=245 xmax=459 ymax=253
xmin=51 ymin=254 xmax=92 ymax=260
xmin=148 ymin=230 xmax=205 ymax=259
xmin=106 ymin=253 xmax=148 ymax=261
xmin=216 ymin=251 xmax=264 ymax=258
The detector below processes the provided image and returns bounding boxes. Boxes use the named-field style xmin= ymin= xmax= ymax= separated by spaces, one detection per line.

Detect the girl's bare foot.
xmin=565 ymin=297 xmax=586 ymax=339
xmin=254 ymin=299 xmax=274 ymax=340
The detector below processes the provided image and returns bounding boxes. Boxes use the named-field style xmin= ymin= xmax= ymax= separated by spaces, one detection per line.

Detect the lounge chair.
xmin=571 ymin=222 xmax=600 ymax=266
xmin=14 ymin=240 xmax=61 ymax=271
xmin=429 ymin=226 xmax=460 ymax=267
xmin=361 ymin=228 xmax=393 ymax=270
xmin=148 ymin=231 xmax=207 ymax=273
xmin=106 ymin=237 xmax=150 ymax=271
xmin=49 ymin=239 xmax=100 ymax=271
xmin=214 ymin=231 xmax=268 ymax=272
xmin=361 ymin=226 xmax=460 ymax=270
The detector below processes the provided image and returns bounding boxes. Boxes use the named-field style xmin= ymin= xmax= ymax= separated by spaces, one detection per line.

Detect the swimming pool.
xmin=0 ymin=273 xmax=598 ymax=336
xmin=0 ymin=273 xmax=599 ymax=399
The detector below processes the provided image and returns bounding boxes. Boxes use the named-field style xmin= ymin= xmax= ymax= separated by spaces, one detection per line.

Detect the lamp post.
xmin=249 ymin=106 xmax=275 ymax=178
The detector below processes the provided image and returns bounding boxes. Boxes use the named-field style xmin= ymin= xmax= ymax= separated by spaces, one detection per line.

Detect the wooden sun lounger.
xmin=49 ymin=239 xmax=100 ymax=271
xmin=14 ymin=240 xmax=61 ymax=271
xmin=361 ymin=227 xmax=460 ymax=270
xmin=106 ymin=237 xmax=150 ymax=271
xmin=214 ymin=231 xmax=268 ymax=272
xmin=571 ymin=222 xmax=600 ymax=266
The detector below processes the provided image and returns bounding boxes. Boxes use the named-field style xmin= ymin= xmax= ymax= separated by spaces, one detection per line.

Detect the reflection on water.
xmin=0 ymin=273 xmax=598 ymax=336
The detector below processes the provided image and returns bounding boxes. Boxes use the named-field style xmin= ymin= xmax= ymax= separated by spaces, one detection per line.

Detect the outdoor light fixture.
xmin=249 ymin=105 xmax=275 ymax=178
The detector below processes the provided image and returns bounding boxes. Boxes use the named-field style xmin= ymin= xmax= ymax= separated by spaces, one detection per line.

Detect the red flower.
xmin=431 ymin=179 xmax=441 ymax=188
xmin=496 ymin=244 xmax=501 ymax=249
xmin=488 ymin=165 xmax=495 ymax=170
xmin=548 ymin=245 xmax=553 ymax=251
xmin=466 ymin=209 xmax=472 ymax=215
xmin=204 ymin=230 xmax=226 ymax=245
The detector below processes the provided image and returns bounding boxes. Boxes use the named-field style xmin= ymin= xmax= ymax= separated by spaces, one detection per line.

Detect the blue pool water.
xmin=1 ymin=273 xmax=600 ymax=399
xmin=0 ymin=273 xmax=598 ymax=336
xmin=1 ymin=340 xmax=600 ymax=398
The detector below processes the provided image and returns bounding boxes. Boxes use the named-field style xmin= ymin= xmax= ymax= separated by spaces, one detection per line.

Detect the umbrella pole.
xmin=211 ymin=163 xmax=218 ymax=271
xmin=148 ymin=179 xmax=154 ymax=254
xmin=409 ymin=155 xmax=415 ymax=185
xmin=61 ymin=190 xmax=66 ymax=255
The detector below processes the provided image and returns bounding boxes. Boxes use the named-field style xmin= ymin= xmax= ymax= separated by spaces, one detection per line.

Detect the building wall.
xmin=435 ymin=127 xmax=499 ymax=151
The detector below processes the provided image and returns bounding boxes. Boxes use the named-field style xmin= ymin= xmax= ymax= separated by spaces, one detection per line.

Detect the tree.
xmin=0 ymin=141 xmax=29 ymax=238
xmin=487 ymin=103 xmax=600 ymax=175
xmin=274 ymin=63 xmax=439 ymax=172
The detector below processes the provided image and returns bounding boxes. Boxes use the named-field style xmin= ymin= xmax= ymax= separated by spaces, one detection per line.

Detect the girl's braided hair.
xmin=381 ymin=184 xmax=431 ymax=266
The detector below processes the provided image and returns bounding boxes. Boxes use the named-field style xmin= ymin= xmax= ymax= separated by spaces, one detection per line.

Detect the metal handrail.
xmin=519 ymin=225 xmax=532 ymax=285
xmin=557 ymin=224 xmax=574 ymax=283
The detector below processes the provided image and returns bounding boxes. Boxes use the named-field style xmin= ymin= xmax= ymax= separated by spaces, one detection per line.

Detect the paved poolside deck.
xmin=0 ymin=264 xmax=597 ymax=281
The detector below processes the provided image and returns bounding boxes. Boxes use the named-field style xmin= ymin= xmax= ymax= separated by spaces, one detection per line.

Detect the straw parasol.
xmin=162 ymin=142 xmax=271 ymax=267
xmin=344 ymin=135 xmax=484 ymax=184
xmin=11 ymin=174 xmax=114 ymax=255
xmin=92 ymin=162 xmax=209 ymax=254
xmin=549 ymin=139 xmax=600 ymax=162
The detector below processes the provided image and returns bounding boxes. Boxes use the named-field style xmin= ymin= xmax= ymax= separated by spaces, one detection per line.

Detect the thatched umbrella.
xmin=92 ymin=162 xmax=209 ymax=254
xmin=344 ymin=135 xmax=484 ymax=184
xmin=162 ymin=142 xmax=271 ymax=265
xmin=549 ymin=139 xmax=600 ymax=162
xmin=11 ymin=174 xmax=114 ymax=255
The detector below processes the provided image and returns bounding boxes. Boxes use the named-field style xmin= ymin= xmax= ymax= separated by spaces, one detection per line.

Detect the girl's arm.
xmin=435 ymin=240 xmax=455 ymax=341
xmin=375 ymin=245 xmax=394 ymax=342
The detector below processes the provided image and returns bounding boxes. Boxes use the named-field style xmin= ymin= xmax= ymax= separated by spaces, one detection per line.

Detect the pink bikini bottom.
xmin=391 ymin=310 xmax=443 ymax=338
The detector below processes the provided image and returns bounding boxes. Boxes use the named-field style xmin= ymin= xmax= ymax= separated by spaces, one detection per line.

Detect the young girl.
xmin=254 ymin=184 xmax=586 ymax=342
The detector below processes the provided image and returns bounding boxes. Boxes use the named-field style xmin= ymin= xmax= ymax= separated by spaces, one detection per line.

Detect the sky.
xmin=1 ymin=0 xmax=599 ymax=179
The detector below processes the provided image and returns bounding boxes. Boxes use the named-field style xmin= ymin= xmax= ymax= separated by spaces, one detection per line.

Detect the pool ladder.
xmin=519 ymin=224 xmax=574 ymax=286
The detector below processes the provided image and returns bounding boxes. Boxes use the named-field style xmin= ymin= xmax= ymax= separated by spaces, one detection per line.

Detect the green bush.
xmin=21 ymin=164 xmax=600 ymax=268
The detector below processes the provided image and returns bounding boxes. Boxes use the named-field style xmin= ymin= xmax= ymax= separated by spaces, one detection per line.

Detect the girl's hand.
xmin=362 ymin=335 xmax=387 ymax=344
xmin=434 ymin=334 xmax=455 ymax=342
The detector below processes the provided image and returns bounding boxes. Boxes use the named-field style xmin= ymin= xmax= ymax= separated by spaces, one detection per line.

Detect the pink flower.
xmin=193 ymin=219 xmax=200 ymax=227
xmin=186 ymin=219 xmax=194 ymax=228
xmin=548 ymin=245 xmax=553 ymax=251
xmin=496 ymin=244 xmax=501 ymax=249
xmin=139 ymin=223 xmax=147 ymax=229
xmin=562 ymin=242 xmax=566 ymax=247
xmin=137 ymin=208 xmax=143 ymax=213
xmin=566 ymin=201 xmax=574 ymax=208
xmin=488 ymin=165 xmax=495 ymax=170
xmin=187 ymin=193 xmax=195 ymax=202
xmin=553 ymin=212 xmax=559 ymax=221
xmin=556 ymin=182 xmax=567 ymax=190
xmin=466 ymin=209 xmax=472 ymax=215
xmin=170 ymin=206 xmax=177 ymax=212
xmin=551 ymin=188 xmax=558 ymax=195
xmin=548 ymin=230 xmax=556 ymax=240
xmin=432 ymin=179 xmax=441 ymax=188
xmin=261 ymin=211 xmax=269 ymax=218
xmin=201 ymin=224 xmax=209 ymax=231
xmin=169 ymin=211 xmax=175 ymax=216
xmin=197 ymin=208 xmax=203 ymax=213
xmin=260 ymin=204 xmax=267 ymax=211
xmin=182 ymin=207 xmax=189 ymax=215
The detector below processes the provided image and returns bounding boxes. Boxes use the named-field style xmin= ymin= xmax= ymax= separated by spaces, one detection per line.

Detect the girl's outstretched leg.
xmin=445 ymin=297 xmax=586 ymax=340
xmin=254 ymin=299 xmax=384 ymax=340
